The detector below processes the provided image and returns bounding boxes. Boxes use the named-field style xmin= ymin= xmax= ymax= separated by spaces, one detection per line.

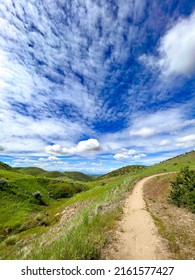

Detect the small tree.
xmin=170 ymin=166 xmax=195 ymax=212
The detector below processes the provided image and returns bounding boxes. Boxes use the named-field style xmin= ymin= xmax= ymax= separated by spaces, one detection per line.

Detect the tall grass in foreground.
xmin=27 ymin=176 xmax=135 ymax=260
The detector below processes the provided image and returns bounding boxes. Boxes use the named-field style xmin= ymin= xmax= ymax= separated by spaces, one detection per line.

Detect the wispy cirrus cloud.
xmin=0 ymin=1 xmax=194 ymax=172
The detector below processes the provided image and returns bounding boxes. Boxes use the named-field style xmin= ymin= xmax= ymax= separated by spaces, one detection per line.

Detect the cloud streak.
xmin=0 ymin=1 xmax=194 ymax=172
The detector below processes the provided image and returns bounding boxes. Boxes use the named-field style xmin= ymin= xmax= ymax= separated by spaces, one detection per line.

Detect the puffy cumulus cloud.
xmin=176 ymin=134 xmax=195 ymax=148
xmin=159 ymin=12 xmax=195 ymax=76
xmin=140 ymin=12 xmax=195 ymax=77
xmin=46 ymin=139 xmax=100 ymax=156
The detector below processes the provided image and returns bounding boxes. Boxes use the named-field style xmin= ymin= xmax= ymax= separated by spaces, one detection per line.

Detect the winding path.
xmin=107 ymin=174 xmax=171 ymax=259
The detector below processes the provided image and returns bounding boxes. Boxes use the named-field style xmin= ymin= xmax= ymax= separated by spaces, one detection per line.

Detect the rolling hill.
xmin=63 ymin=171 xmax=93 ymax=182
xmin=15 ymin=167 xmax=93 ymax=181
xmin=0 ymin=150 xmax=194 ymax=259
xmin=100 ymin=165 xmax=147 ymax=179
xmin=0 ymin=161 xmax=13 ymax=171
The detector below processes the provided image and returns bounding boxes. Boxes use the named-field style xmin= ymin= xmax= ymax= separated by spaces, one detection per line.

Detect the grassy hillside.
xmin=63 ymin=171 xmax=93 ymax=182
xmin=147 ymin=150 xmax=195 ymax=174
xmin=0 ymin=150 xmax=194 ymax=259
xmin=0 ymin=161 xmax=13 ymax=171
xmin=100 ymin=165 xmax=147 ymax=179
xmin=0 ymin=168 xmax=89 ymax=239
xmin=15 ymin=167 xmax=92 ymax=181
xmin=15 ymin=167 xmax=47 ymax=176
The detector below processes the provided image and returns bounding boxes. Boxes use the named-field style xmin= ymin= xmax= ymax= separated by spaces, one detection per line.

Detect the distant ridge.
xmin=100 ymin=165 xmax=147 ymax=179
xmin=63 ymin=171 xmax=93 ymax=182
xmin=14 ymin=167 xmax=93 ymax=181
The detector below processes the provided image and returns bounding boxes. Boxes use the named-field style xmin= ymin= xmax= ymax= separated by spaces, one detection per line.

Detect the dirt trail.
xmin=105 ymin=174 xmax=171 ymax=260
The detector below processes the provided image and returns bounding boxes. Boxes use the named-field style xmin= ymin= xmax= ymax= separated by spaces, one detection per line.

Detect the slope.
xmin=100 ymin=165 xmax=147 ymax=179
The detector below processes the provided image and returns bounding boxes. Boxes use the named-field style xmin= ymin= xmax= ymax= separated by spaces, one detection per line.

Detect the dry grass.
xmin=143 ymin=174 xmax=195 ymax=259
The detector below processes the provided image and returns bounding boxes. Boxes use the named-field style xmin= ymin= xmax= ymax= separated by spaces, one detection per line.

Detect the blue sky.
xmin=0 ymin=0 xmax=195 ymax=174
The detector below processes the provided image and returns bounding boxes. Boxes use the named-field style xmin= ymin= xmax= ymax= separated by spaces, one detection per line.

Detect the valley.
xmin=0 ymin=151 xmax=194 ymax=259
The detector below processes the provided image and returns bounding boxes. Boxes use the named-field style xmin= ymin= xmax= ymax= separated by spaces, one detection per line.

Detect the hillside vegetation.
xmin=100 ymin=165 xmax=147 ymax=179
xmin=170 ymin=166 xmax=195 ymax=213
xmin=0 ymin=150 xmax=194 ymax=259
xmin=0 ymin=162 xmax=13 ymax=171
xmin=15 ymin=167 xmax=93 ymax=181
xmin=63 ymin=171 xmax=93 ymax=182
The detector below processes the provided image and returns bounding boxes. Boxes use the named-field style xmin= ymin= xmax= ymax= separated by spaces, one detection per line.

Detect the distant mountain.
xmin=100 ymin=165 xmax=147 ymax=179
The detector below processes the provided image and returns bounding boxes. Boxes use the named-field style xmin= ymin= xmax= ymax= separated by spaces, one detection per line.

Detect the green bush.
xmin=32 ymin=191 xmax=47 ymax=206
xmin=170 ymin=166 xmax=195 ymax=212
xmin=50 ymin=182 xmax=87 ymax=199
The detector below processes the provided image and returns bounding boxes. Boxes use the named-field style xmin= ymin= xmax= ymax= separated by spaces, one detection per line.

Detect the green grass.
xmin=63 ymin=171 xmax=93 ymax=182
xmin=14 ymin=167 xmax=47 ymax=176
xmin=99 ymin=165 xmax=147 ymax=179
xmin=0 ymin=150 xmax=194 ymax=259
xmin=0 ymin=162 xmax=13 ymax=171
xmin=15 ymin=167 xmax=93 ymax=181
xmin=25 ymin=175 xmax=133 ymax=260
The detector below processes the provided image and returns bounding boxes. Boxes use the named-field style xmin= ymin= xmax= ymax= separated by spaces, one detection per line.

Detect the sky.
xmin=0 ymin=0 xmax=195 ymax=174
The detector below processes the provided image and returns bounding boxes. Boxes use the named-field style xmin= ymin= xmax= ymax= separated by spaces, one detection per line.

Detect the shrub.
xmin=170 ymin=166 xmax=195 ymax=212
xmin=50 ymin=182 xmax=87 ymax=199
xmin=32 ymin=191 xmax=47 ymax=206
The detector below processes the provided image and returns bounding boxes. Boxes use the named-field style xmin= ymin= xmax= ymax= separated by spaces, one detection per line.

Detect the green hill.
xmin=15 ymin=167 xmax=92 ymax=181
xmin=0 ymin=168 xmax=89 ymax=237
xmin=63 ymin=171 xmax=93 ymax=182
xmin=15 ymin=167 xmax=47 ymax=176
xmin=100 ymin=165 xmax=147 ymax=179
xmin=147 ymin=150 xmax=195 ymax=173
xmin=0 ymin=161 xmax=13 ymax=171
xmin=0 ymin=150 xmax=194 ymax=259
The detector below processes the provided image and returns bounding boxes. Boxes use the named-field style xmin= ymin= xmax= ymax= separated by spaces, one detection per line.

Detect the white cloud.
xmin=48 ymin=156 xmax=60 ymax=162
xmin=129 ymin=108 xmax=194 ymax=138
xmin=140 ymin=12 xmax=195 ymax=77
xmin=92 ymin=162 xmax=103 ymax=167
xmin=159 ymin=12 xmax=195 ymax=76
xmin=46 ymin=138 xmax=101 ymax=156
xmin=159 ymin=139 xmax=170 ymax=146
xmin=38 ymin=158 xmax=48 ymax=162
xmin=74 ymin=139 xmax=100 ymax=153
xmin=133 ymin=153 xmax=146 ymax=160
xmin=176 ymin=134 xmax=195 ymax=148
xmin=114 ymin=148 xmax=141 ymax=160
xmin=130 ymin=127 xmax=156 ymax=137
xmin=114 ymin=153 xmax=130 ymax=160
